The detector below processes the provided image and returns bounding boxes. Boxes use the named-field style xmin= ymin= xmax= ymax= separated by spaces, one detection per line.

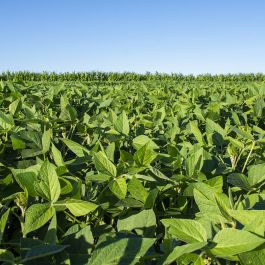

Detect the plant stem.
xmin=242 ymin=141 xmax=255 ymax=173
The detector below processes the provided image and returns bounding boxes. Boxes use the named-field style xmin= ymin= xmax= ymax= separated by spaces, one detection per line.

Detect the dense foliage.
xmin=0 ymin=79 xmax=265 ymax=264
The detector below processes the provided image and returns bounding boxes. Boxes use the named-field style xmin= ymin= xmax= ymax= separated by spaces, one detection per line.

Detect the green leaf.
xmin=93 ymin=151 xmax=117 ymax=177
xmin=42 ymin=129 xmax=52 ymax=153
xmin=10 ymin=134 xmax=26 ymax=150
xmin=59 ymin=95 xmax=77 ymax=121
xmin=144 ymin=188 xmax=159 ymax=209
xmin=132 ymin=135 xmax=159 ymax=150
xmin=44 ymin=214 xmax=57 ymax=244
xmin=105 ymin=142 xmax=115 ymax=162
xmin=11 ymin=165 xmax=40 ymax=196
xmin=161 ymin=219 xmax=207 ymax=243
xmin=21 ymin=244 xmax=68 ymax=263
xmin=62 ymin=225 xmax=94 ymax=255
xmin=231 ymin=127 xmax=254 ymax=140
xmin=117 ymin=209 xmax=156 ymax=236
xmin=114 ymin=111 xmax=130 ymax=135
xmin=214 ymin=193 xmax=232 ymax=221
xmin=99 ymin=98 xmax=113 ymax=109
xmin=0 ymin=111 xmax=14 ymax=130
xmin=177 ymin=253 xmax=205 ymax=265
xmin=205 ymin=176 xmax=223 ymax=193
xmin=211 ymin=228 xmax=265 ymax=257
xmin=248 ymin=163 xmax=265 ymax=186
xmin=163 ymin=242 xmax=207 ymax=265
xmin=0 ymin=249 xmax=15 ymax=263
xmin=24 ymin=204 xmax=55 ymax=235
xmin=149 ymin=166 xmax=172 ymax=182
xmin=206 ymin=118 xmax=226 ymax=137
xmin=87 ymin=237 xmax=155 ymax=265
xmin=61 ymin=138 xmax=90 ymax=157
xmin=239 ymin=245 xmax=265 ymax=265
xmin=134 ymin=143 xmax=157 ymax=167
xmin=227 ymin=173 xmax=250 ymax=190
xmin=35 ymin=160 xmax=61 ymax=202
xmin=9 ymin=98 xmax=22 ymax=115
xmin=128 ymin=176 xmax=148 ymax=203
xmin=186 ymin=147 xmax=204 ymax=177
xmin=65 ymin=199 xmax=98 ymax=216
xmin=52 ymin=143 xmax=65 ymax=167
xmin=0 ymin=209 xmax=10 ymax=243
xmin=189 ymin=121 xmax=205 ymax=145
xmin=193 ymin=189 xmax=224 ymax=222
xmin=109 ymin=177 xmax=127 ymax=199
xmin=229 ymin=210 xmax=265 ymax=233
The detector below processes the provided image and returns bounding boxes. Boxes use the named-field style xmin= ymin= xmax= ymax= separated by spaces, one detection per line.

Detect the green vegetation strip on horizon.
xmin=1 ymin=71 xmax=265 ymax=82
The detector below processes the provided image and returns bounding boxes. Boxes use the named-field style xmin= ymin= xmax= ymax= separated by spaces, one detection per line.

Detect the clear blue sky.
xmin=1 ymin=0 xmax=265 ymax=74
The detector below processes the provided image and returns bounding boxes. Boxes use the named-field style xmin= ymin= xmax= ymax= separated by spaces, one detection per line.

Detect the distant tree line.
xmin=1 ymin=71 xmax=265 ymax=82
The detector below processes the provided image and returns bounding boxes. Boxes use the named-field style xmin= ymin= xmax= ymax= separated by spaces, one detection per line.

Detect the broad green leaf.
xmin=9 ymin=98 xmax=22 ymax=115
xmin=128 ymin=176 xmax=148 ymax=203
xmin=35 ymin=160 xmax=61 ymax=202
xmin=149 ymin=166 xmax=172 ymax=182
xmin=214 ymin=193 xmax=232 ymax=221
xmin=44 ymin=214 xmax=57 ymax=244
xmin=87 ymin=237 xmax=155 ymax=265
xmin=248 ymin=163 xmax=265 ymax=186
xmin=193 ymin=189 xmax=224 ymax=222
xmin=227 ymin=136 xmax=244 ymax=149
xmin=114 ymin=111 xmax=130 ymax=135
xmin=0 ymin=209 xmax=10 ymax=243
xmin=11 ymin=165 xmax=40 ymax=196
xmin=0 ymin=249 xmax=15 ymax=263
xmin=186 ymin=147 xmax=204 ymax=177
xmin=21 ymin=244 xmax=68 ymax=263
xmin=239 ymin=245 xmax=265 ymax=265
xmin=229 ymin=209 xmax=265 ymax=233
xmin=144 ymin=188 xmax=159 ymax=209
xmin=132 ymin=135 xmax=159 ymax=150
xmin=24 ymin=204 xmax=55 ymax=235
xmin=211 ymin=228 xmax=265 ymax=257
xmin=205 ymin=176 xmax=223 ymax=193
xmin=59 ymin=177 xmax=73 ymax=195
xmin=161 ymin=219 xmax=207 ymax=243
xmin=105 ymin=142 xmax=115 ymax=162
xmin=10 ymin=134 xmax=26 ymax=150
xmin=0 ymin=111 xmax=14 ymax=130
xmin=134 ymin=143 xmax=157 ymax=167
xmin=206 ymin=118 xmax=226 ymax=137
xmin=177 ymin=253 xmax=205 ymax=265
xmin=42 ymin=129 xmax=52 ymax=153
xmin=65 ymin=199 xmax=98 ymax=216
xmin=117 ymin=209 xmax=156 ymax=236
xmin=62 ymin=225 xmax=94 ymax=255
xmin=163 ymin=242 xmax=207 ymax=265
xmin=99 ymin=98 xmax=113 ymax=109
xmin=227 ymin=173 xmax=250 ymax=190
xmin=189 ymin=121 xmax=205 ymax=145
xmin=59 ymin=95 xmax=77 ymax=121
xmin=93 ymin=151 xmax=117 ymax=177
xmin=52 ymin=143 xmax=66 ymax=168
xmin=109 ymin=177 xmax=127 ymax=199
xmin=61 ymin=138 xmax=90 ymax=157
xmin=237 ymin=193 xmax=265 ymax=210
xmin=154 ymin=106 xmax=166 ymax=123
xmin=231 ymin=127 xmax=254 ymax=140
